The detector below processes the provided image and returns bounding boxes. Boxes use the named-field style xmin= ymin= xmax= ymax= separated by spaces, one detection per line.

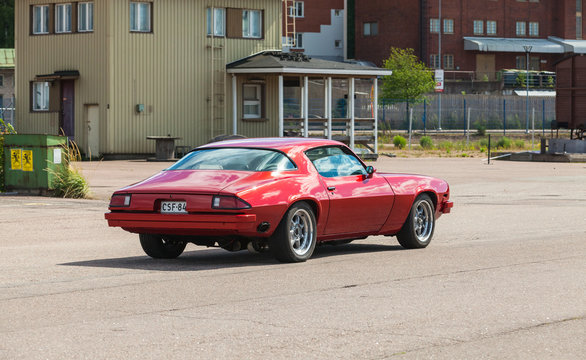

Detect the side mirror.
xmin=365 ymin=166 xmax=375 ymax=178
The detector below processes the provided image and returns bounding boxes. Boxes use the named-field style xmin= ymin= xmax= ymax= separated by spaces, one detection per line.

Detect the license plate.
xmin=161 ymin=201 xmax=187 ymax=214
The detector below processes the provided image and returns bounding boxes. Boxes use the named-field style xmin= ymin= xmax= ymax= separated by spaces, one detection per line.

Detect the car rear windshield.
xmin=167 ymin=148 xmax=297 ymax=172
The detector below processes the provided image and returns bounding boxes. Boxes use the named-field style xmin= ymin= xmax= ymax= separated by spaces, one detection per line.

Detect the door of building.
xmin=60 ymin=80 xmax=75 ymax=140
xmin=85 ymin=105 xmax=99 ymax=157
xmin=476 ymin=54 xmax=496 ymax=81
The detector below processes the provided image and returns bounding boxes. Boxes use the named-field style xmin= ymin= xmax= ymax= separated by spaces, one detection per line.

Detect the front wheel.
xmin=139 ymin=234 xmax=186 ymax=259
xmin=397 ymin=194 xmax=435 ymax=249
xmin=270 ymin=202 xmax=317 ymax=263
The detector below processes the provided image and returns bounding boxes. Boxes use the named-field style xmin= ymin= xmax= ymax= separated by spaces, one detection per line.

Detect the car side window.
xmin=306 ymin=146 xmax=367 ymax=178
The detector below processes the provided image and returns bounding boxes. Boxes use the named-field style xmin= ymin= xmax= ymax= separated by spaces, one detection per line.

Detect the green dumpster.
xmin=2 ymin=134 xmax=68 ymax=194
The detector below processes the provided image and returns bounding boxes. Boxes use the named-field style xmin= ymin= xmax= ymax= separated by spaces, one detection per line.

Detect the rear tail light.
xmin=212 ymin=195 xmax=251 ymax=210
xmin=110 ymin=194 xmax=131 ymax=207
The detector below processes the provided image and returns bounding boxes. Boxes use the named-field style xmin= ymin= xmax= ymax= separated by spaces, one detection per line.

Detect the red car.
xmin=105 ymin=138 xmax=453 ymax=263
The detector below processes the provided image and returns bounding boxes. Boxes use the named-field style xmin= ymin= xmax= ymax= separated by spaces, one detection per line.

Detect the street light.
xmin=438 ymin=0 xmax=442 ymax=131
xmin=523 ymin=45 xmax=532 ymax=134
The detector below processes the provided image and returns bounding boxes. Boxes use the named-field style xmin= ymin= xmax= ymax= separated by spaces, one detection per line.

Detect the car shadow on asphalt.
xmin=60 ymin=243 xmax=403 ymax=271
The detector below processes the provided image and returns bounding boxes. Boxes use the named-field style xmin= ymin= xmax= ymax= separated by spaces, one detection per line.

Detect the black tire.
xmin=270 ymin=202 xmax=317 ymax=263
xmin=396 ymin=194 xmax=435 ymax=249
xmin=139 ymin=234 xmax=187 ymax=259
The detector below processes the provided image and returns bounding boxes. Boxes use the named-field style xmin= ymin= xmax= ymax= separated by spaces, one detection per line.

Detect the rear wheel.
xmin=139 ymin=234 xmax=186 ymax=259
xmin=397 ymin=194 xmax=435 ymax=249
xmin=270 ymin=203 xmax=317 ymax=263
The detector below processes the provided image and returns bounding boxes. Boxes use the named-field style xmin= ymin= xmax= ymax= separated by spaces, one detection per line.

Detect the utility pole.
xmin=523 ymin=45 xmax=532 ymax=134
xmin=438 ymin=0 xmax=442 ymax=131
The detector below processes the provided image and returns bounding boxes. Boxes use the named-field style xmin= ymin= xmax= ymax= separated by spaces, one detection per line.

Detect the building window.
xmin=363 ymin=22 xmax=378 ymax=36
xmin=292 ymin=33 xmax=303 ymax=48
xmin=78 ymin=2 xmax=94 ymax=32
xmin=288 ymin=1 xmax=304 ymax=18
xmin=206 ymin=8 xmax=225 ymax=36
xmin=443 ymin=19 xmax=454 ymax=34
xmin=32 ymin=82 xmax=50 ymax=111
xmin=430 ymin=18 xmax=439 ymax=33
xmin=335 ymin=40 xmax=342 ymax=48
xmin=0 ymin=75 xmax=4 ymax=87
xmin=529 ymin=22 xmax=539 ymax=36
xmin=430 ymin=54 xmax=440 ymax=69
xmin=443 ymin=54 xmax=454 ymax=69
xmin=516 ymin=56 xmax=540 ymax=70
xmin=473 ymin=20 xmax=483 ymax=35
xmin=334 ymin=10 xmax=342 ymax=17
xmin=130 ymin=2 xmax=151 ymax=32
xmin=55 ymin=4 xmax=72 ymax=33
xmin=242 ymin=10 xmax=262 ymax=38
xmin=243 ymin=84 xmax=262 ymax=119
xmin=516 ymin=21 xmax=526 ymax=36
xmin=486 ymin=21 xmax=497 ymax=35
xmin=32 ymin=5 xmax=50 ymax=34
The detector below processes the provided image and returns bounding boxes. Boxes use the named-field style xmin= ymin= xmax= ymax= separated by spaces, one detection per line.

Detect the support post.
xmin=323 ymin=77 xmax=328 ymax=138
xmin=374 ymin=77 xmax=379 ymax=154
xmin=278 ymin=75 xmax=284 ymax=137
xmin=232 ymin=74 xmax=237 ymax=135
xmin=532 ymin=107 xmax=535 ymax=150
xmin=408 ymin=108 xmax=413 ymax=150
xmin=542 ymin=99 xmax=546 ymax=137
xmin=303 ymin=76 xmax=309 ymax=137
xmin=350 ymin=77 xmax=355 ymax=149
xmin=466 ymin=107 xmax=471 ymax=147
xmin=503 ymin=98 xmax=506 ymax=136
xmin=327 ymin=77 xmax=332 ymax=140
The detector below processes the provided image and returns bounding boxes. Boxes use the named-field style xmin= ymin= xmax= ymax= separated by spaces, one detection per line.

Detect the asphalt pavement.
xmin=1 ymin=157 xmax=585 ymax=359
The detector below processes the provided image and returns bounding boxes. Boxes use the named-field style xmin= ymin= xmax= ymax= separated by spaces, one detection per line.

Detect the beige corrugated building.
xmin=16 ymin=0 xmax=390 ymax=157
xmin=16 ymin=0 xmax=282 ymax=157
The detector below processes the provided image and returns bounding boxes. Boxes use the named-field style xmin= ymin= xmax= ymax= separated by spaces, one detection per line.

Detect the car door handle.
xmin=327 ymin=186 xmax=336 ymax=191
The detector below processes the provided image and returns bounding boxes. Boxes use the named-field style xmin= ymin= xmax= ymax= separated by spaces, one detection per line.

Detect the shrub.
xmin=476 ymin=124 xmax=487 ymax=136
xmin=514 ymin=139 xmax=525 ymax=148
xmin=47 ymin=142 xmax=90 ymax=199
xmin=393 ymin=135 xmax=407 ymax=149
xmin=0 ymin=118 xmax=17 ymax=192
xmin=496 ymin=137 xmax=512 ymax=149
xmin=419 ymin=136 xmax=433 ymax=149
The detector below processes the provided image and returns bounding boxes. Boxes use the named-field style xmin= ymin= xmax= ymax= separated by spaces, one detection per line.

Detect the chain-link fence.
xmin=380 ymin=94 xmax=555 ymax=134
xmin=0 ymin=97 xmax=15 ymax=130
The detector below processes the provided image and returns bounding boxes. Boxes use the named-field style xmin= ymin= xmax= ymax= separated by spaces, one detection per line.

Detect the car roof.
xmin=198 ymin=137 xmax=346 ymax=153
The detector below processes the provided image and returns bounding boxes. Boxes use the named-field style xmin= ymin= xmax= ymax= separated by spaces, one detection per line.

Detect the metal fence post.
xmin=463 ymin=98 xmax=467 ymax=135
xmin=382 ymin=98 xmax=386 ymax=124
xmin=503 ymin=98 xmax=506 ymax=136
xmin=408 ymin=108 xmax=413 ymax=150
xmin=423 ymin=99 xmax=427 ymax=135
xmin=542 ymin=99 xmax=545 ymax=136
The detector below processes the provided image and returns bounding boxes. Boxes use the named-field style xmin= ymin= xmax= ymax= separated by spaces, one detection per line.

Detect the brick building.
xmin=353 ymin=0 xmax=586 ymax=77
xmin=282 ymin=0 xmax=345 ymax=61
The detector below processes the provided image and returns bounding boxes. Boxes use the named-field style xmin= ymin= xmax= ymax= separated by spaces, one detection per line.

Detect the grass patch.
xmin=47 ymin=142 xmax=90 ymax=199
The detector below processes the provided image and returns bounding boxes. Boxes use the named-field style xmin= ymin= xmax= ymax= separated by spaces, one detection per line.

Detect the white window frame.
xmin=32 ymin=5 xmax=50 ymax=34
xmin=206 ymin=7 xmax=225 ymax=36
xmin=243 ymin=84 xmax=262 ymax=119
xmin=487 ymin=20 xmax=497 ymax=35
xmin=130 ymin=2 xmax=151 ymax=32
xmin=529 ymin=22 xmax=539 ymax=36
xmin=364 ymin=22 xmax=378 ymax=36
xmin=516 ymin=21 xmax=526 ymax=36
xmin=288 ymin=1 xmax=304 ymax=18
xmin=292 ymin=33 xmax=303 ymax=48
xmin=55 ymin=3 xmax=72 ymax=33
xmin=78 ymin=2 xmax=94 ymax=32
xmin=32 ymin=82 xmax=50 ymax=111
xmin=443 ymin=19 xmax=454 ymax=34
xmin=242 ymin=9 xmax=262 ymax=38
xmin=473 ymin=20 xmax=484 ymax=35
xmin=430 ymin=18 xmax=439 ymax=33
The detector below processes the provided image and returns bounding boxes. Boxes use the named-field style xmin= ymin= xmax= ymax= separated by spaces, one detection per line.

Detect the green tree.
xmin=381 ymin=48 xmax=435 ymax=126
xmin=0 ymin=0 xmax=14 ymax=48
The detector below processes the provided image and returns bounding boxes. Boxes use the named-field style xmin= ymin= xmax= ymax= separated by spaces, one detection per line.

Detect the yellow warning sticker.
xmin=10 ymin=149 xmax=21 ymax=170
xmin=22 ymin=150 xmax=33 ymax=172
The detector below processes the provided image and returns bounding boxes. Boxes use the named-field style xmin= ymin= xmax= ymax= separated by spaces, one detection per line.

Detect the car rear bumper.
xmin=105 ymin=212 xmax=257 ymax=236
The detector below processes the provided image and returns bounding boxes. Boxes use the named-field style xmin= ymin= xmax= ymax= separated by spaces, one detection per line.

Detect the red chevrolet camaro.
xmin=105 ymin=138 xmax=453 ymax=263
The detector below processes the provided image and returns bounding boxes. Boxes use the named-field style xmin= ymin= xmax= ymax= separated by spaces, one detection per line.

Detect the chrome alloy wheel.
xmin=413 ymin=199 xmax=434 ymax=243
xmin=288 ymin=208 xmax=314 ymax=256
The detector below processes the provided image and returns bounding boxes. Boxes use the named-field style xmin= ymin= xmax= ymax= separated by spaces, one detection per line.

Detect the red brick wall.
xmin=355 ymin=0 xmax=579 ymax=72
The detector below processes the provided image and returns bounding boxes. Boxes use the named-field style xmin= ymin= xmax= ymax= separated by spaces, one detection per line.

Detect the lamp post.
xmin=523 ymin=45 xmax=532 ymax=134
